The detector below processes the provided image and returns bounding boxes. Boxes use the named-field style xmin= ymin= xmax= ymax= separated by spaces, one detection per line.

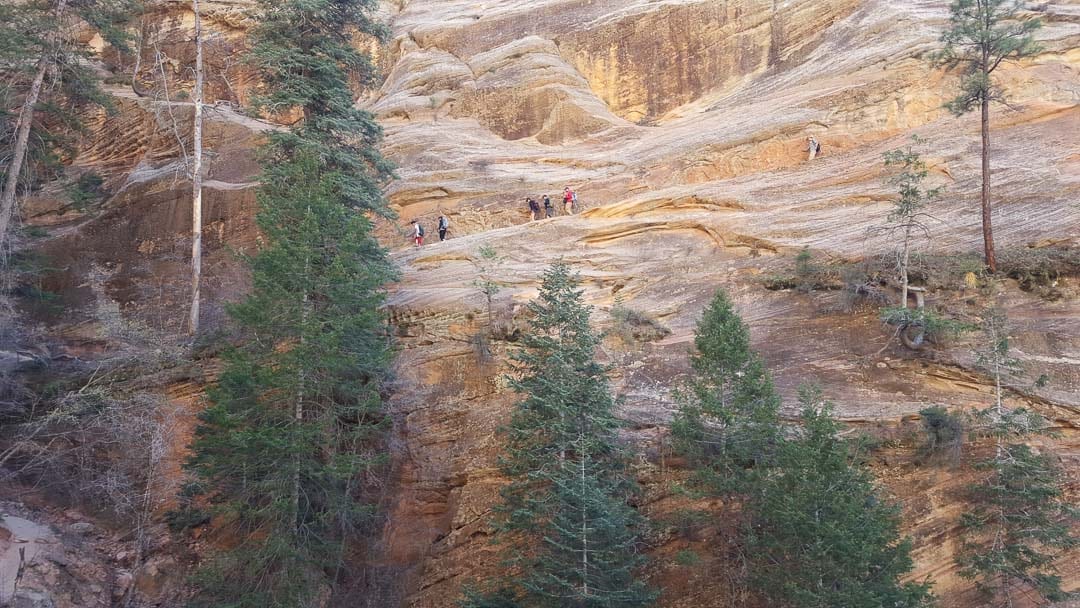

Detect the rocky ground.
xmin=3 ymin=0 xmax=1078 ymax=606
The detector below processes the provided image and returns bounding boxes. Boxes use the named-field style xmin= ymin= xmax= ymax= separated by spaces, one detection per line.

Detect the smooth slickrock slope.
xmin=12 ymin=1 xmax=1079 ymax=607
xmin=371 ymin=2 xmax=1079 ymax=606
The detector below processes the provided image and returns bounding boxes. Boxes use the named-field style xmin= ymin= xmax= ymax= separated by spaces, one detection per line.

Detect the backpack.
xmin=418 ymin=224 xmax=425 ymax=236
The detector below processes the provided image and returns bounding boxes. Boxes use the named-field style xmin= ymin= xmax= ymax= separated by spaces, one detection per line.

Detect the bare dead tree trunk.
xmin=0 ymin=0 xmax=70 ymax=255
xmin=189 ymin=0 xmax=205 ymax=335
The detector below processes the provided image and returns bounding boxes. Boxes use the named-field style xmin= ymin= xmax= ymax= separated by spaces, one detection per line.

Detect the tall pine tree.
xmin=463 ymin=261 xmax=655 ymax=608
xmin=745 ymin=386 xmax=933 ymax=608
xmin=935 ymin=0 xmax=1041 ymax=272
xmin=184 ymin=0 xmax=395 ymax=605
xmin=670 ymin=288 xmax=781 ymax=493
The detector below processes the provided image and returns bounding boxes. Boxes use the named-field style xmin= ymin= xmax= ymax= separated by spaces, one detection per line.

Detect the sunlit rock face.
xmin=18 ymin=0 xmax=1078 ymax=606
xmin=371 ymin=2 xmax=1078 ymax=606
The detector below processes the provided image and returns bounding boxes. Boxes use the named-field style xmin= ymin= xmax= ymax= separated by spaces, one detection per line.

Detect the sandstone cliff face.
xmin=373 ymin=2 xmax=1080 ymax=606
xmin=12 ymin=1 xmax=1080 ymax=607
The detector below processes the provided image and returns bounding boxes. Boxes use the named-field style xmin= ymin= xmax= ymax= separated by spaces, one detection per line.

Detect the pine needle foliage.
xmin=937 ymin=0 xmax=1041 ymax=116
xmin=670 ymin=288 xmax=781 ymax=493
xmin=186 ymin=147 xmax=394 ymax=608
xmin=934 ymin=0 xmax=1042 ymax=272
xmin=463 ymin=261 xmax=656 ymax=608
xmin=247 ymin=0 xmax=394 ymax=217
xmin=956 ymin=308 xmax=1078 ymax=606
xmin=184 ymin=0 xmax=395 ymax=606
xmin=959 ymin=442 xmax=1077 ymax=606
xmin=745 ymin=386 xmax=933 ymax=608
xmin=0 ymin=0 xmax=133 ymax=196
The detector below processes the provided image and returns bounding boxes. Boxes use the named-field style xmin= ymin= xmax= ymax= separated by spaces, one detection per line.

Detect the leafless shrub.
xmin=2 ymin=386 xmax=180 ymax=519
xmin=0 ymin=371 xmax=184 ymax=590
xmin=609 ymin=305 xmax=671 ymax=344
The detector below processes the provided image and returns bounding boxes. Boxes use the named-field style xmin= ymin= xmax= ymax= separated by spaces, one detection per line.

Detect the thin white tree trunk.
xmin=0 ymin=0 xmax=70 ymax=254
xmin=580 ymin=445 xmax=589 ymax=598
xmin=900 ymin=223 xmax=912 ymax=307
xmin=293 ymin=246 xmax=311 ymax=533
xmin=189 ymin=0 xmax=204 ymax=334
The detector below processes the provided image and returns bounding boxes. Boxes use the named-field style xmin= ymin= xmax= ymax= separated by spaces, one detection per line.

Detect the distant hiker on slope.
xmin=563 ymin=186 xmax=577 ymax=215
xmin=542 ymin=194 xmax=554 ymax=218
xmin=527 ymin=197 xmax=540 ymax=221
xmin=411 ymin=219 xmax=424 ymax=247
xmin=807 ymin=136 xmax=821 ymax=161
xmin=438 ymin=215 xmax=449 ymax=241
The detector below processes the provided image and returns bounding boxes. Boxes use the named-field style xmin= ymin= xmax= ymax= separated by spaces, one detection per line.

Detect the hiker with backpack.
xmin=563 ymin=186 xmax=577 ymax=215
xmin=438 ymin=215 xmax=449 ymax=241
xmin=807 ymin=136 xmax=821 ymax=161
xmin=542 ymin=194 xmax=554 ymax=218
xmin=527 ymin=197 xmax=540 ymax=221
xmin=411 ymin=219 xmax=424 ymax=247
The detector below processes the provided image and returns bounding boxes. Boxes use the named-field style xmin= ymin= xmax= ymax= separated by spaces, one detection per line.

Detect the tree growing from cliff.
xmin=879 ymin=138 xmax=941 ymax=308
xmin=187 ymin=147 xmax=394 ymax=607
xmin=956 ymin=307 xmax=1078 ymax=606
xmin=188 ymin=0 xmax=205 ymax=334
xmin=670 ymin=288 xmax=781 ymax=494
xmin=744 ymin=385 xmax=933 ymax=608
xmin=0 ymin=0 xmax=134 ymax=256
xmin=184 ymin=0 xmax=395 ymax=605
xmin=462 ymin=261 xmax=655 ymax=608
xmin=472 ymin=244 xmax=504 ymax=361
xmin=936 ymin=0 xmax=1041 ymax=273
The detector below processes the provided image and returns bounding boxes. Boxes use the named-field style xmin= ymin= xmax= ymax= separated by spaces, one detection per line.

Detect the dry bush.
xmin=609 ymin=305 xmax=671 ymax=344
xmin=1 ymin=384 xmax=182 ymax=529
xmin=916 ymin=406 xmax=965 ymax=466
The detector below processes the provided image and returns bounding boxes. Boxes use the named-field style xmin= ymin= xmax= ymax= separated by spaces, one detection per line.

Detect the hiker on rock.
xmin=563 ymin=186 xmax=577 ymax=215
xmin=527 ymin=197 xmax=540 ymax=221
xmin=807 ymin=136 xmax=821 ymax=161
xmin=542 ymin=194 xmax=554 ymax=218
xmin=438 ymin=215 xmax=449 ymax=241
xmin=411 ymin=219 xmax=424 ymax=247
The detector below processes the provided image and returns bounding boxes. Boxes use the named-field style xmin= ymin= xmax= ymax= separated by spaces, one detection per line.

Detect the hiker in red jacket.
xmin=562 ymin=186 xmax=577 ymax=215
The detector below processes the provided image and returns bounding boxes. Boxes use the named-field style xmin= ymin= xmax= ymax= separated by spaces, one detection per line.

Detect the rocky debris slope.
xmin=0 ymin=501 xmax=185 ymax=608
xmin=10 ymin=1 xmax=1080 ymax=607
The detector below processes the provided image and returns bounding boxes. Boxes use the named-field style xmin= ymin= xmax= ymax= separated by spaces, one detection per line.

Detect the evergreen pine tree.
xmin=957 ymin=308 xmax=1078 ymax=606
xmin=464 ymin=261 xmax=655 ymax=608
xmin=880 ymin=138 xmax=941 ymax=308
xmin=247 ymin=0 xmax=393 ymax=216
xmin=184 ymin=0 xmax=395 ymax=605
xmin=0 ymin=0 xmax=135 ymax=252
xmin=745 ymin=385 xmax=933 ymax=608
xmin=935 ymin=0 xmax=1041 ymax=272
xmin=670 ymin=288 xmax=780 ymax=492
